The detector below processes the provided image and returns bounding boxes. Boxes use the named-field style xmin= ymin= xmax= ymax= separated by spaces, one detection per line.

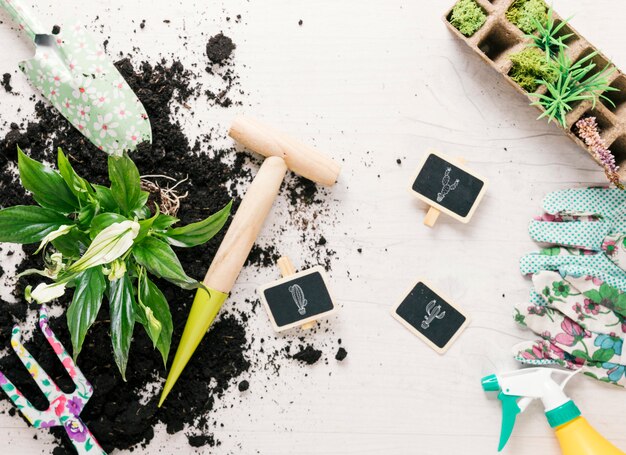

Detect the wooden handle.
xmin=277 ymin=256 xmax=296 ymax=276
xmin=424 ymin=207 xmax=440 ymax=227
xmin=204 ymin=156 xmax=288 ymax=293
xmin=229 ymin=116 xmax=341 ymax=186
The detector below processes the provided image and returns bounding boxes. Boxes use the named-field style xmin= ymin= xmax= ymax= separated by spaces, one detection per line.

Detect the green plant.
xmin=450 ymin=0 xmax=486 ymax=37
xmin=527 ymin=6 xmax=573 ymax=59
xmin=506 ymin=0 xmax=547 ymax=34
xmin=0 ymin=148 xmax=231 ymax=379
xmin=530 ymin=50 xmax=617 ymax=127
xmin=509 ymin=48 xmax=558 ymax=92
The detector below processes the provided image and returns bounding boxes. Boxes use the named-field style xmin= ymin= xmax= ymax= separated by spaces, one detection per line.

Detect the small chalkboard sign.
xmin=409 ymin=150 xmax=488 ymax=226
xmin=259 ymin=259 xmax=337 ymax=332
xmin=392 ymin=280 xmax=470 ymax=354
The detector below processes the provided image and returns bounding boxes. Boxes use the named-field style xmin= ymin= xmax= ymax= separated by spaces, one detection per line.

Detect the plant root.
xmin=140 ymin=174 xmax=189 ymax=216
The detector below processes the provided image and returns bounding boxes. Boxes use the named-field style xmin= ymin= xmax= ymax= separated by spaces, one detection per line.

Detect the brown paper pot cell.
xmin=444 ymin=0 xmax=626 ymax=186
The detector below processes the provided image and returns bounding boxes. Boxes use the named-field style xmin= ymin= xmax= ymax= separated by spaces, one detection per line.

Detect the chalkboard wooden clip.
xmin=392 ymin=279 xmax=470 ymax=354
xmin=410 ymin=150 xmax=488 ymax=228
xmin=424 ymin=157 xmax=465 ymax=228
xmin=277 ymin=257 xmax=316 ymax=330
xmin=258 ymin=257 xmax=337 ymax=332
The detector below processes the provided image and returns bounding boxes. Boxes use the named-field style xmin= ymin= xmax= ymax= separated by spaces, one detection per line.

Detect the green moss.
xmin=506 ymin=0 xmax=548 ymax=33
xmin=450 ymin=0 xmax=487 ymax=37
xmin=509 ymin=48 xmax=558 ymax=92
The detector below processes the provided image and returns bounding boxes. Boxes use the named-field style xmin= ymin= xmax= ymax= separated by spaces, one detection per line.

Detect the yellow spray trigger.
xmin=159 ymin=286 xmax=228 ymax=407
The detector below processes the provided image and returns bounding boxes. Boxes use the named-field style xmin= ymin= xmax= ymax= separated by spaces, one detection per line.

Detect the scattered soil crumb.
xmin=188 ymin=434 xmax=217 ymax=448
xmin=238 ymin=380 xmax=250 ymax=392
xmin=335 ymin=347 xmax=348 ymax=361
xmin=1 ymin=73 xmax=12 ymax=93
xmin=206 ymin=33 xmax=236 ymax=64
xmin=292 ymin=345 xmax=323 ymax=365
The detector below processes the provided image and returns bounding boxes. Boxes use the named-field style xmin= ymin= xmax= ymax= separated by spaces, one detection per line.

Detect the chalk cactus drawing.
xmin=289 ymin=284 xmax=308 ymax=315
xmin=422 ymin=300 xmax=446 ymax=330
xmin=437 ymin=167 xmax=459 ymax=202
xmin=0 ymin=306 xmax=106 ymax=454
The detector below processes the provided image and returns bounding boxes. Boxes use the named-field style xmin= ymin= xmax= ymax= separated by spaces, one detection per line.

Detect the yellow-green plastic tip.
xmin=158 ymin=286 xmax=228 ymax=407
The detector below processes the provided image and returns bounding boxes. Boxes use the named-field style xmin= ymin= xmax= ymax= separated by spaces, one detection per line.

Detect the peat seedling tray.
xmin=444 ymin=0 xmax=626 ymax=179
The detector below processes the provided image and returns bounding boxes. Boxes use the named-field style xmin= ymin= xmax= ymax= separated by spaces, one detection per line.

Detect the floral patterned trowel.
xmin=0 ymin=306 xmax=106 ymax=454
xmin=0 ymin=0 xmax=151 ymax=155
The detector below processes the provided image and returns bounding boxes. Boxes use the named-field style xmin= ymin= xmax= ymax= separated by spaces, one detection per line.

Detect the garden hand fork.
xmin=0 ymin=306 xmax=106 ymax=454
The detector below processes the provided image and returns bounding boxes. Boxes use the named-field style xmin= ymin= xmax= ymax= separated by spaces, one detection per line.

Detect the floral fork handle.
xmin=0 ymin=306 xmax=106 ymax=454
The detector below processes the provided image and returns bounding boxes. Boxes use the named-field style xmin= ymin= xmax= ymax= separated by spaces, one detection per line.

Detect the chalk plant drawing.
xmin=288 ymin=284 xmax=308 ymax=315
xmin=437 ymin=167 xmax=460 ymax=202
xmin=422 ymin=299 xmax=446 ymax=330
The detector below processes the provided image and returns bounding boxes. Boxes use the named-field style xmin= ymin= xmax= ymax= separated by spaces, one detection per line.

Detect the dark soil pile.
xmin=0 ymin=123 xmax=21 ymax=160
xmin=0 ymin=56 xmax=256 ymax=454
xmin=0 ymin=34 xmax=341 ymax=454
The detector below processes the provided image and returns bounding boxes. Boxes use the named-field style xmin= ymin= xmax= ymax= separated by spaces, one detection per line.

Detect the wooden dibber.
xmin=160 ymin=117 xmax=341 ymax=406
xmin=277 ymin=256 xmax=316 ymax=330
xmin=204 ymin=157 xmax=288 ymax=294
xmin=423 ymin=157 xmax=465 ymax=228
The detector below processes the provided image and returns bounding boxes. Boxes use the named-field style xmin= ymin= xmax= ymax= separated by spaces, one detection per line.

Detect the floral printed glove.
xmin=513 ymin=271 xmax=626 ymax=386
xmin=520 ymin=187 xmax=626 ymax=292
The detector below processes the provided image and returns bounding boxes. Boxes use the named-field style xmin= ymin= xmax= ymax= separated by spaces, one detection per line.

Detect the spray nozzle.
xmin=482 ymin=368 xmax=579 ymax=451
xmin=481 ymin=374 xmax=500 ymax=392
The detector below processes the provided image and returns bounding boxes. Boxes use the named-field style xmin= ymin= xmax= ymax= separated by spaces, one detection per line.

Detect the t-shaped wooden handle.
xmin=229 ymin=116 xmax=341 ymax=186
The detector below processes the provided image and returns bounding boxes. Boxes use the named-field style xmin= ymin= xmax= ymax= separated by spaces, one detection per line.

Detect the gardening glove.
xmin=520 ymin=187 xmax=626 ymax=292
xmin=513 ymin=270 xmax=626 ymax=386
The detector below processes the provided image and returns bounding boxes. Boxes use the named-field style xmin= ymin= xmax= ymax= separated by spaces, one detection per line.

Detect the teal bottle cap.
xmin=481 ymin=374 xmax=500 ymax=392
xmin=545 ymin=400 xmax=581 ymax=428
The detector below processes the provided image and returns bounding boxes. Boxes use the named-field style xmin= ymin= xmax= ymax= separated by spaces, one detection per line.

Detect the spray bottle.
xmin=481 ymin=367 xmax=625 ymax=455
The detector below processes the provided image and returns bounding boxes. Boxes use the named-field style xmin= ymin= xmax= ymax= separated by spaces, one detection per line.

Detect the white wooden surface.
xmin=1 ymin=1 xmax=625 ymax=454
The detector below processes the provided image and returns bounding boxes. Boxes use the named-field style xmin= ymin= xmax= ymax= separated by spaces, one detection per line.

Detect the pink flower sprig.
xmin=575 ymin=116 xmax=624 ymax=189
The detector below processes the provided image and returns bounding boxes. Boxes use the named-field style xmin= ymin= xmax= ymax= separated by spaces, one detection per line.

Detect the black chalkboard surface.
xmin=410 ymin=150 xmax=487 ymax=222
xmin=392 ymin=280 xmax=470 ymax=353
xmin=259 ymin=267 xmax=337 ymax=332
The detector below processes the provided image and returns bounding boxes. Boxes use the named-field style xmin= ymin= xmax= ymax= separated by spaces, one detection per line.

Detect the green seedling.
xmin=530 ymin=50 xmax=617 ymax=127
xmin=527 ymin=6 xmax=574 ymax=59
xmin=0 ymin=148 xmax=231 ymax=379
